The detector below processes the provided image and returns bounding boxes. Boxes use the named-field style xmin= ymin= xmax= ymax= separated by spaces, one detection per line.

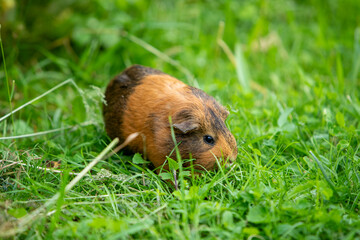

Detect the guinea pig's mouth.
xmin=214 ymin=151 xmax=237 ymax=170
xmin=224 ymin=160 xmax=234 ymax=169
xmin=181 ymin=152 xmax=237 ymax=171
xmin=220 ymin=157 xmax=235 ymax=169
xmin=207 ymin=154 xmax=236 ymax=171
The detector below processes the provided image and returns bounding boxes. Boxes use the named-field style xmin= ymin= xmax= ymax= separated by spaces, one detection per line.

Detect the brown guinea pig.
xmin=103 ymin=65 xmax=237 ymax=171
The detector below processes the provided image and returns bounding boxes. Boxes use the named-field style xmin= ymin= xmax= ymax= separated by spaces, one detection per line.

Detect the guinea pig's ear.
xmin=172 ymin=109 xmax=200 ymax=134
xmin=172 ymin=120 xmax=199 ymax=134
xmin=220 ymin=107 xmax=230 ymax=120
xmin=224 ymin=109 xmax=230 ymax=119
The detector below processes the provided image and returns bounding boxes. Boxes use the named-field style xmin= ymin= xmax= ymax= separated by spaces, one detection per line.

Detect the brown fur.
xmin=103 ymin=65 xmax=237 ymax=171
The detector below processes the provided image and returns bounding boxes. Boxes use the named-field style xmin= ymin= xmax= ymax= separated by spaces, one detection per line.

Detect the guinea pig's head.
xmin=170 ymin=87 xmax=238 ymax=171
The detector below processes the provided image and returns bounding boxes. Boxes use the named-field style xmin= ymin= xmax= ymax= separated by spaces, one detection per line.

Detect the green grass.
xmin=1 ymin=0 xmax=360 ymax=239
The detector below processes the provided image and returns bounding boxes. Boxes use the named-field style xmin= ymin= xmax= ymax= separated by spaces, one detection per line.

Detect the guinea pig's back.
xmin=103 ymin=65 xmax=165 ymax=140
xmin=121 ymin=74 xmax=188 ymax=136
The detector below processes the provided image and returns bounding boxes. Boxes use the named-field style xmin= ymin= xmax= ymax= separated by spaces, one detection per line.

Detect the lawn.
xmin=1 ymin=0 xmax=360 ymax=239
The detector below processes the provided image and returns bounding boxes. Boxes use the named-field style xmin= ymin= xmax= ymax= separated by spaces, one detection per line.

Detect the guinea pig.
xmin=103 ymin=65 xmax=237 ymax=171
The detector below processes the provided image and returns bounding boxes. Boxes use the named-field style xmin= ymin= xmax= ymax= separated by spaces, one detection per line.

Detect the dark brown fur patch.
xmin=103 ymin=65 xmax=164 ymax=141
xmin=207 ymin=107 xmax=227 ymax=136
xmin=189 ymin=86 xmax=214 ymax=102
xmin=124 ymin=65 xmax=164 ymax=81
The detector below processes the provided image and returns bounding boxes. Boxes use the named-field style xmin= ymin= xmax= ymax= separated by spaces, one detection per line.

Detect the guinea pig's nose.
xmin=230 ymin=150 xmax=237 ymax=162
xmin=224 ymin=151 xmax=237 ymax=169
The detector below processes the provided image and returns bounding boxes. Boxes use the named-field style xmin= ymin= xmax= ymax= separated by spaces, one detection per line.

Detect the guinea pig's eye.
xmin=203 ymin=135 xmax=215 ymax=145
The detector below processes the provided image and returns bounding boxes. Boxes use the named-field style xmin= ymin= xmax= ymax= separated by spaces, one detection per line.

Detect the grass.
xmin=1 ymin=0 xmax=360 ymax=239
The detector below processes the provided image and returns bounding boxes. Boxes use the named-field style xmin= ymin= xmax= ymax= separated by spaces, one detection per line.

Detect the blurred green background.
xmin=1 ymin=0 xmax=359 ymax=136
xmin=2 ymin=0 xmax=359 ymax=88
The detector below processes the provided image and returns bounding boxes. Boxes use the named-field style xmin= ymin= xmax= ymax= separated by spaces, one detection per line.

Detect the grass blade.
xmin=124 ymin=31 xmax=196 ymax=86
xmin=350 ymin=27 xmax=360 ymax=86
xmin=309 ymin=151 xmax=339 ymax=198
xmin=0 ymin=79 xmax=74 ymax=123
xmin=234 ymin=43 xmax=250 ymax=91
xmin=0 ymin=136 xmax=135 ymax=237
xmin=0 ymin=121 xmax=95 ymax=140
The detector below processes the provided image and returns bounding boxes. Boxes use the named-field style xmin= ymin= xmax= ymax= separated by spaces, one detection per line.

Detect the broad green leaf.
xmin=222 ymin=211 xmax=234 ymax=228
xmin=12 ymin=120 xmax=33 ymax=136
xmin=72 ymin=95 xmax=86 ymax=122
xmin=119 ymin=219 xmax=154 ymax=236
xmin=167 ymin=158 xmax=179 ymax=171
xmin=243 ymin=227 xmax=259 ymax=235
xmin=188 ymin=185 xmax=199 ymax=200
xmin=8 ymin=208 xmax=27 ymax=218
xmin=159 ymin=172 xmax=172 ymax=180
xmin=132 ymin=153 xmax=149 ymax=164
xmin=336 ymin=112 xmax=345 ymax=127
xmin=172 ymin=190 xmax=182 ymax=199
xmin=252 ymin=148 xmax=261 ymax=156
xmin=287 ymin=181 xmax=315 ymax=199
xmin=277 ymin=108 xmax=293 ymax=127
xmin=320 ymin=181 xmax=333 ymax=200
xmin=337 ymin=139 xmax=350 ymax=151
xmin=179 ymin=171 xmax=191 ymax=177
xmin=276 ymin=223 xmax=293 ymax=235
xmin=89 ymin=217 xmax=128 ymax=232
xmin=247 ymin=205 xmax=271 ymax=223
